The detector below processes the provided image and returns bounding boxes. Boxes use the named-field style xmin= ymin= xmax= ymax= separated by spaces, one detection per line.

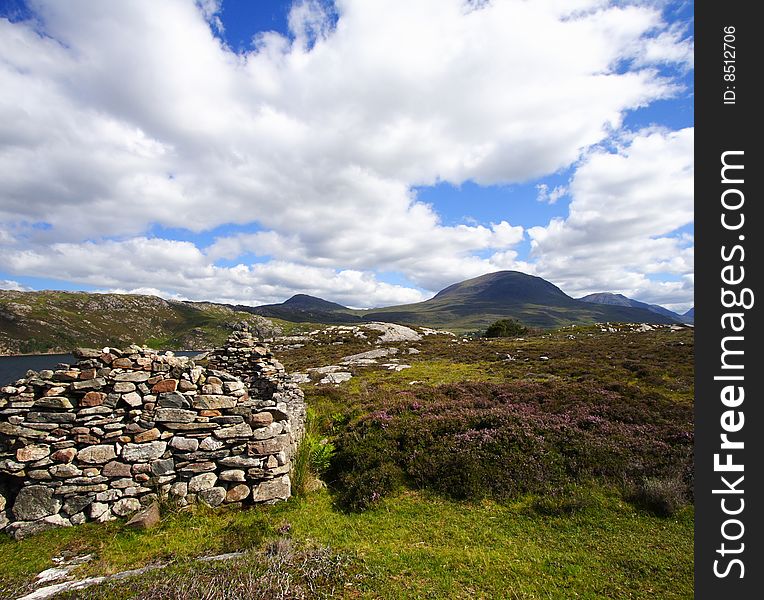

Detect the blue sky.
xmin=0 ymin=0 xmax=694 ymax=310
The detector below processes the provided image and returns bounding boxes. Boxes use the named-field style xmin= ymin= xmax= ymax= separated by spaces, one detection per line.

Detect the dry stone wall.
xmin=0 ymin=328 xmax=304 ymax=539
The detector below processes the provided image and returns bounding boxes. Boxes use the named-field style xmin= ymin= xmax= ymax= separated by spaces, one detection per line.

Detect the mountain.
xmin=0 ymin=290 xmax=279 ymax=355
xmin=579 ymin=292 xmax=683 ymax=323
xmin=682 ymin=307 xmax=694 ymax=324
xmin=244 ymin=294 xmax=363 ymax=324
xmin=360 ymin=271 xmax=681 ymax=329
xmin=0 ymin=272 xmax=686 ymax=353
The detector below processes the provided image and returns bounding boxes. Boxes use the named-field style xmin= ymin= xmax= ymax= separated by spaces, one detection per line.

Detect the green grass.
xmin=0 ymin=488 xmax=693 ymax=599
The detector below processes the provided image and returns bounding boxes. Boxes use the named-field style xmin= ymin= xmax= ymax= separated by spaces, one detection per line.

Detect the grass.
xmin=0 ymin=488 xmax=693 ymax=599
xmin=0 ymin=324 xmax=694 ymax=598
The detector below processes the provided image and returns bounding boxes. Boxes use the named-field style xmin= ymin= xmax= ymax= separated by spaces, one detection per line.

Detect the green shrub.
xmin=485 ymin=319 xmax=528 ymax=338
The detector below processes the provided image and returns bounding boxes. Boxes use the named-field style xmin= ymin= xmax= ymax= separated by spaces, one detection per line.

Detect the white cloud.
xmin=528 ymin=127 xmax=694 ymax=305
xmin=0 ymin=0 xmax=693 ymax=305
xmin=0 ymin=237 xmax=425 ymax=307
xmin=0 ymin=279 xmax=33 ymax=292
xmin=535 ymin=184 xmax=568 ymax=204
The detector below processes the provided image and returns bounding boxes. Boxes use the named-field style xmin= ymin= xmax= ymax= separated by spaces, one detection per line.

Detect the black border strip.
xmin=696 ymin=2 xmax=761 ymax=597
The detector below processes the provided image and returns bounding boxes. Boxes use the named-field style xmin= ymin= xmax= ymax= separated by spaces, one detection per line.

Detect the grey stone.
xmin=33 ymin=396 xmax=74 ymax=410
xmin=169 ymin=436 xmax=199 ymax=452
xmin=112 ymin=497 xmax=141 ymax=516
xmin=8 ymin=514 xmax=71 ymax=539
xmin=70 ymin=512 xmax=86 ymax=525
xmin=251 ymin=422 xmax=282 ymax=440
xmin=151 ymin=458 xmax=175 ymax=476
xmin=219 ymin=469 xmax=246 ymax=482
xmin=63 ymin=495 xmax=95 ymax=516
xmin=178 ymin=461 xmax=216 ymax=474
xmin=12 ymin=485 xmax=62 ymax=520
xmin=199 ymin=436 xmax=224 ymax=451
xmin=50 ymin=463 xmax=83 ymax=478
xmin=113 ymin=382 xmax=136 ymax=393
xmin=247 ymin=434 xmax=290 ymax=456
xmin=154 ymin=408 xmax=196 ymax=423
xmin=199 ymin=487 xmax=227 ymax=507
xmin=218 ymin=455 xmax=263 ymax=469
xmin=169 ymin=482 xmax=188 ymax=498
xmin=188 ymin=472 xmax=217 ymax=493
xmin=158 ymin=392 xmax=186 ymax=408
xmin=252 ymin=475 xmax=291 ymax=503
xmin=71 ymin=378 xmax=107 ymax=391
xmin=96 ymin=489 xmax=122 ymax=502
xmin=193 ymin=395 xmax=237 ymax=410
xmin=114 ymin=371 xmax=152 ymax=382
xmin=212 ymin=422 xmax=252 ymax=440
xmin=121 ymin=392 xmax=143 ymax=407
xmin=26 ymin=411 xmax=77 ymax=423
xmin=122 ymin=441 xmax=167 ymax=462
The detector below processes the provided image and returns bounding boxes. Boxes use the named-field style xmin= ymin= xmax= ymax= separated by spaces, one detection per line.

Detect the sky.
xmin=0 ymin=0 xmax=694 ymax=312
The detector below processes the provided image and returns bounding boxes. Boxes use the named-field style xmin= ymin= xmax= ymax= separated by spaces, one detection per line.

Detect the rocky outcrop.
xmin=0 ymin=328 xmax=304 ymax=539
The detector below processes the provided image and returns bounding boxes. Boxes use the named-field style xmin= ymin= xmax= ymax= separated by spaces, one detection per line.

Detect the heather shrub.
xmin=329 ymin=381 xmax=693 ymax=511
xmin=327 ymin=426 xmax=405 ymax=511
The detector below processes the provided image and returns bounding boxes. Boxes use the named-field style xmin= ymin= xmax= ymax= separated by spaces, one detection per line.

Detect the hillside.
xmin=360 ymin=271 xmax=680 ymax=330
xmin=0 ymin=290 xmax=279 ymax=355
xmin=682 ymin=307 xmax=694 ymax=324
xmin=579 ymin=292 xmax=683 ymax=323
xmin=245 ymin=294 xmax=363 ymax=324
xmin=0 ymin=272 xmax=683 ymax=353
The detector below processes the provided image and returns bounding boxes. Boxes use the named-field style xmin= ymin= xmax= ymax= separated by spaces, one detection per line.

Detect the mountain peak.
xmin=280 ymin=294 xmax=349 ymax=311
xmin=434 ymin=270 xmax=572 ymax=304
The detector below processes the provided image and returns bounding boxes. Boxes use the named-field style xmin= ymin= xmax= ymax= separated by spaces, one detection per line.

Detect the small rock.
xmin=125 ymin=501 xmax=161 ymax=530
xmin=225 ymin=484 xmax=250 ymax=503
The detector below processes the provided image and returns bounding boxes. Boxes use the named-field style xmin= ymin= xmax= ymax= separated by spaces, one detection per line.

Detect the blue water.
xmin=0 ymin=352 xmax=201 ymax=386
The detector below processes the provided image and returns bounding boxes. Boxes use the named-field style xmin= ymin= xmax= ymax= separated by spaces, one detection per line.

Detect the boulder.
xmin=12 ymin=485 xmax=62 ymax=521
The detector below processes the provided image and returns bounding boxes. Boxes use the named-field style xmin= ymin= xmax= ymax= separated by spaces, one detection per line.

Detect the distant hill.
xmin=244 ymin=294 xmax=363 ymax=324
xmin=682 ymin=307 xmax=694 ymax=324
xmin=361 ymin=271 xmax=681 ymax=330
xmin=0 ymin=272 xmax=687 ymax=353
xmin=579 ymin=292 xmax=683 ymax=323
xmin=0 ymin=290 xmax=279 ymax=355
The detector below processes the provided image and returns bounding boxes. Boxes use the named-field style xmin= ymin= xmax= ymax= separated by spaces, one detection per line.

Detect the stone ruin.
xmin=0 ymin=327 xmax=305 ymax=539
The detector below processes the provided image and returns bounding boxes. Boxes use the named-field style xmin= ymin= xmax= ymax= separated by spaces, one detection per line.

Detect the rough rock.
xmin=125 ymin=501 xmax=160 ymax=530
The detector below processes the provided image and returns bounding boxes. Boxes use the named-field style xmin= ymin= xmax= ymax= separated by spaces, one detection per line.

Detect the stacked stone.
xmin=0 ymin=338 xmax=302 ymax=539
xmin=206 ymin=325 xmax=305 ymax=458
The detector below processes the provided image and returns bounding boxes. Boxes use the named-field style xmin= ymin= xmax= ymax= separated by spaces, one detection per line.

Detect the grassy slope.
xmin=0 ymin=291 xmax=286 ymax=354
xmin=0 ymin=325 xmax=694 ymax=599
